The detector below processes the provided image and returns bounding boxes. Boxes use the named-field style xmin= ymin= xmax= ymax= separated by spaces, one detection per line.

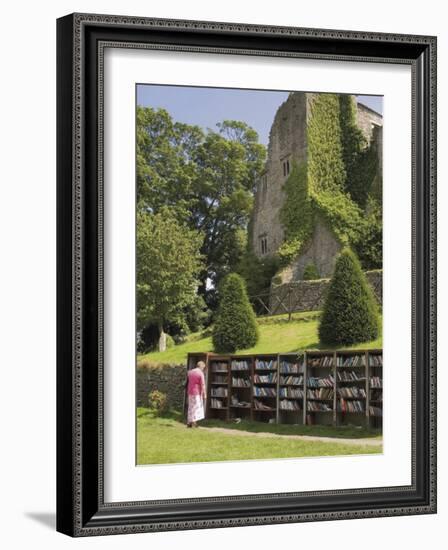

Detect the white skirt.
xmin=187 ymin=394 xmax=205 ymax=423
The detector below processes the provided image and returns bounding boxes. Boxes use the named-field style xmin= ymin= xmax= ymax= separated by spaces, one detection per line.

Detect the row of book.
xmin=368 ymin=355 xmax=383 ymax=367
xmin=279 ymin=361 xmax=305 ymax=374
xmin=307 ymin=375 xmax=335 ymax=388
xmin=217 ymin=374 xmax=381 ymax=389
xmin=280 ymin=375 xmax=303 ymax=386
xmin=253 ymin=373 xmax=278 ymax=384
xmin=211 ymin=387 xmax=227 ymax=397
xmin=253 ymin=387 xmax=276 ymax=397
xmin=210 ymin=398 xmax=225 ymax=409
xmin=231 ymin=360 xmax=250 ymax=371
xmin=279 ymin=388 xmax=305 ymax=398
xmin=210 ymin=362 xmax=228 ymax=373
xmin=307 ymin=388 xmax=334 ymax=400
xmin=279 ymin=400 xmax=301 ymax=411
xmin=336 ymin=354 xmax=366 ymax=367
xmin=369 ymin=405 xmax=383 ymax=417
xmin=338 ymin=399 xmax=365 ymax=413
xmin=255 ymin=359 xmax=277 ymax=370
xmin=337 ymin=370 xmax=366 ymax=382
xmin=338 ymin=387 xmax=366 ymax=399
xmin=232 ymin=377 xmax=250 ymax=388
xmin=308 ymin=355 xmax=333 ymax=368
xmin=211 ymin=356 xmax=381 ymax=375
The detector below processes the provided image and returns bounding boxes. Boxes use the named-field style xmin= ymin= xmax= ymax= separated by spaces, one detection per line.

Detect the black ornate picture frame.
xmin=56 ymin=13 xmax=437 ymax=537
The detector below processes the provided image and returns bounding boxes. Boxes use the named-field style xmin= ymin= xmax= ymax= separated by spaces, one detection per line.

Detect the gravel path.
xmin=198 ymin=426 xmax=383 ymax=447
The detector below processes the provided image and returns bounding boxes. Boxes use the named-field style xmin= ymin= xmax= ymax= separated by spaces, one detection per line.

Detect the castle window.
xmin=282 ymin=159 xmax=290 ymax=177
xmin=259 ymin=235 xmax=268 ymax=255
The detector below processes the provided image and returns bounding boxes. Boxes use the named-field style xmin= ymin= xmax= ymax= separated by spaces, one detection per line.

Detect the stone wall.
xmin=275 ymin=219 xmax=343 ymax=284
xmin=269 ymin=269 xmax=382 ymax=314
xmin=356 ymin=101 xmax=383 ymax=142
xmin=252 ymin=92 xmax=308 ymax=257
xmin=136 ymin=362 xmax=187 ymax=410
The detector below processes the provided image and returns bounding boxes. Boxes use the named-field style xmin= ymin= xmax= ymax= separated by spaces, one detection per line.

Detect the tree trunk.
xmin=158 ymin=322 xmax=167 ymax=352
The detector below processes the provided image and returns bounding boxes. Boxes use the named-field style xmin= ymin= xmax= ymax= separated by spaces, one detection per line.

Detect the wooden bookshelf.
xmin=187 ymin=349 xmax=382 ymax=427
xmin=252 ymin=354 xmax=278 ymax=423
xmin=278 ymin=353 xmax=305 ymax=425
xmin=229 ymin=355 xmax=253 ymax=421
xmin=305 ymin=351 xmax=336 ymax=426
xmin=335 ymin=350 xmax=368 ymax=427
xmin=208 ymin=356 xmax=231 ymax=420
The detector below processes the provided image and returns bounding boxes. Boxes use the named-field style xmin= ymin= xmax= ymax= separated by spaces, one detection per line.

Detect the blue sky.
xmin=137 ymin=84 xmax=382 ymax=146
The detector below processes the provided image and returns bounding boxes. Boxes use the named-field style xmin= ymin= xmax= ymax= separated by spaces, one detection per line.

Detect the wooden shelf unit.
xmin=208 ymin=356 xmax=231 ymax=420
xmin=278 ymin=353 xmax=305 ymax=425
xmin=305 ymin=351 xmax=336 ymax=426
xmin=252 ymin=354 xmax=278 ymax=422
xmin=335 ymin=350 xmax=368 ymax=427
xmin=229 ymin=355 xmax=253 ymax=421
xmin=186 ymin=349 xmax=382 ymax=427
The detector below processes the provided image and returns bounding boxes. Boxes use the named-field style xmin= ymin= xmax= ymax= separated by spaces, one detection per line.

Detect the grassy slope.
xmin=139 ymin=311 xmax=382 ymax=365
xmin=137 ymin=409 xmax=381 ymax=465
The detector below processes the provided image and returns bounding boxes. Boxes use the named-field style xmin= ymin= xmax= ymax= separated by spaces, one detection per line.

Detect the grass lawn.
xmin=139 ymin=311 xmax=382 ymax=366
xmin=137 ymin=409 xmax=382 ymax=465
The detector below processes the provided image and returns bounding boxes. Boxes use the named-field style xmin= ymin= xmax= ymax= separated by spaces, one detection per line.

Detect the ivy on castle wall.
xmin=278 ymin=161 xmax=315 ymax=265
xmin=279 ymin=93 xmax=382 ymax=270
xmin=307 ymin=94 xmax=346 ymax=195
xmin=339 ymin=95 xmax=378 ymax=210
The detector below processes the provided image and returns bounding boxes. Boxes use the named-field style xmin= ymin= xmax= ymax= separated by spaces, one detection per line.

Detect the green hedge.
xmin=319 ymin=248 xmax=379 ymax=346
xmin=212 ymin=273 xmax=259 ymax=353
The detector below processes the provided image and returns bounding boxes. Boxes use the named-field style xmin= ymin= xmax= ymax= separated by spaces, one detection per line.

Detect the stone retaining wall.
xmin=269 ymin=269 xmax=382 ymax=314
xmin=136 ymin=362 xmax=187 ymax=409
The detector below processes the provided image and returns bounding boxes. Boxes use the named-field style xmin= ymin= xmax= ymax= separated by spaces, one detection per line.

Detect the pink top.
xmin=187 ymin=368 xmax=205 ymax=397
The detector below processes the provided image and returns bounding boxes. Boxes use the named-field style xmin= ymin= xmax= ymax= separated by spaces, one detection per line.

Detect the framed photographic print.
xmin=56 ymin=13 xmax=437 ymax=536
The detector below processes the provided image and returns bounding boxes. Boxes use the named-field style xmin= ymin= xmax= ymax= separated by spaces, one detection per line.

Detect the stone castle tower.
xmin=252 ymin=92 xmax=383 ymax=284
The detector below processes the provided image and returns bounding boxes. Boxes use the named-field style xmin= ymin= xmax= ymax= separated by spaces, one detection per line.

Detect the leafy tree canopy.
xmin=137 ymin=107 xmax=266 ymax=307
xmin=136 ymin=209 xmax=204 ymax=340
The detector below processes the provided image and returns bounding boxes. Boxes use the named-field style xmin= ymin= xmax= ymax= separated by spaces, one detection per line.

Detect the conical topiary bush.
xmin=319 ymin=247 xmax=379 ymax=346
xmin=212 ymin=273 xmax=259 ymax=353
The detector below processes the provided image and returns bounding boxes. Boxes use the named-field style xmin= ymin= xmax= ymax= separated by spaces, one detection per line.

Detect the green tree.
xmin=236 ymin=250 xmax=279 ymax=314
xmin=136 ymin=106 xmax=203 ymax=220
xmin=212 ymin=273 xmax=259 ymax=353
xmin=137 ymin=209 xmax=203 ymax=351
xmin=319 ymin=248 xmax=379 ymax=346
xmin=136 ymin=107 xmax=266 ymax=306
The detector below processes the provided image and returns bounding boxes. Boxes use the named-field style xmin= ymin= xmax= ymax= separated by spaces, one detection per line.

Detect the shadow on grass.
xmin=137 ymin=408 xmax=381 ymax=440
xmin=137 ymin=407 xmax=184 ymax=422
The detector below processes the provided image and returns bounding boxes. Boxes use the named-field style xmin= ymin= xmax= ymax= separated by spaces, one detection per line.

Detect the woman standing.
xmin=186 ymin=361 xmax=207 ymax=428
